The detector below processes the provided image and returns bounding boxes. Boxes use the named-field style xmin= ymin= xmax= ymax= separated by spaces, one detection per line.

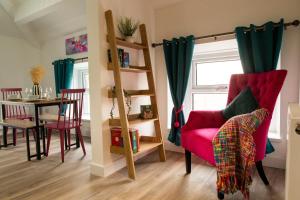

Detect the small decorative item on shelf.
xmin=117 ymin=48 xmax=124 ymax=67
xmin=123 ymin=52 xmax=129 ymax=68
xmin=111 ymin=127 xmax=140 ymax=153
xmin=140 ymin=105 xmax=153 ymax=119
xmin=30 ymin=65 xmax=45 ymax=97
xmin=110 ymin=86 xmax=132 ymax=119
xmin=117 ymin=17 xmax=139 ymax=43
xmin=107 ymin=49 xmax=130 ymax=68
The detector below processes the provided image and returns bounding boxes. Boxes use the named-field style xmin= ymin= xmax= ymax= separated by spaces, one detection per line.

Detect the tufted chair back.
xmin=227 ymin=70 xmax=287 ymax=161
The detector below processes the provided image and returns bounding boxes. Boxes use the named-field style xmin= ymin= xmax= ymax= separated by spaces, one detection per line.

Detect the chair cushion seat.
xmin=39 ymin=114 xmax=60 ymax=122
xmin=45 ymin=120 xmax=80 ymax=130
xmin=0 ymin=119 xmax=42 ymax=129
xmin=7 ymin=115 xmax=32 ymax=120
xmin=181 ymin=128 xmax=219 ymax=166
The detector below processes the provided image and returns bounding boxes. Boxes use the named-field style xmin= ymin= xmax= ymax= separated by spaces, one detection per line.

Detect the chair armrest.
xmin=182 ymin=110 xmax=226 ymax=131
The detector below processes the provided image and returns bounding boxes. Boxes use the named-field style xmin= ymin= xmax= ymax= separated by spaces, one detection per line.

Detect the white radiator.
xmin=286 ymin=103 xmax=300 ymax=200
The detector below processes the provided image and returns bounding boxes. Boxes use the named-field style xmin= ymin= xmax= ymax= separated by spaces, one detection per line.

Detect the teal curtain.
xmin=52 ymin=58 xmax=75 ymax=96
xmin=235 ymin=19 xmax=284 ymax=154
xmin=163 ymin=35 xmax=195 ymax=146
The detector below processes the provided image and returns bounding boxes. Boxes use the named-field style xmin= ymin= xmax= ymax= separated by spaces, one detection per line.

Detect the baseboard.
xmin=90 ymin=162 xmax=106 ymax=177
xmin=90 ymin=148 xmax=157 ymax=177
xmin=164 ymin=141 xmax=184 ymax=153
xmin=90 ymin=159 xmax=126 ymax=177
xmin=263 ymin=156 xmax=286 ymax=169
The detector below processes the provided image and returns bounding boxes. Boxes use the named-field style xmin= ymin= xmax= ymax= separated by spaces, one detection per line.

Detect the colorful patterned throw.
xmin=212 ymin=108 xmax=269 ymax=199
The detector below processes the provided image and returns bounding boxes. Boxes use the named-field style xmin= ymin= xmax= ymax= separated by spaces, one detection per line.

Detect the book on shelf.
xmin=107 ymin=48 xmax=129 ymax=68
xmin=111 ymin=127 xmax=140 ymax=153
xmin=123 ymin=52 xmax=129 ymax=68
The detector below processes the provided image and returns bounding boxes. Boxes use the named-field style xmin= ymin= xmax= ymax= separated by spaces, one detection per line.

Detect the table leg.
xmin=26 ymin=129 xmax=31 ymax=161
xmin=3 ymin=126 xmax=8 ymax=147
xmin=42 ymin=127 xmax=46 ymax=156
xmin=1 ymin=104 xmax=7 ymax=147
xmin=35 ymin=105 xmax=41 ymax=160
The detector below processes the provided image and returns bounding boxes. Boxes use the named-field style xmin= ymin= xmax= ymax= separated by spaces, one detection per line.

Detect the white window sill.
xmin=268 ymin=131 xmax=282 ymax=143
xmin=82 ymin=114 xmax=90 ymax=122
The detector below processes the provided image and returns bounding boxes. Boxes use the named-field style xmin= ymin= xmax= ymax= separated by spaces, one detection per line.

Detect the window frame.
xmin=72 ymin=61 xmax=90 ymax=120
xmin=191 ymin=50 xmax=241 ymax=110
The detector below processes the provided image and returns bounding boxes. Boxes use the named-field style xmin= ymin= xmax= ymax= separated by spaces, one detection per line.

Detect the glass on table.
xmin=24 ymin=88 xmax=29 ymax=98
xmin=48 ymin=87 xmax=53 ymax=99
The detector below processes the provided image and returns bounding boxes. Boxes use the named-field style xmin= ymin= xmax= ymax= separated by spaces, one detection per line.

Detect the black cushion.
xmin=222 ymin=87 xmax=259 ymax=120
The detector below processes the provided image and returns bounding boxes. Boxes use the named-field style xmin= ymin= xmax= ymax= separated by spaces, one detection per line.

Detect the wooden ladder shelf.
xmin=105 ymin=10 xmax=166 ymax=179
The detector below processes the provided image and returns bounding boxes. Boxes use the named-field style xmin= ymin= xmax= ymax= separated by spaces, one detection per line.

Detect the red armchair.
xmin=181 ymin=70 xmax=287 ymax=199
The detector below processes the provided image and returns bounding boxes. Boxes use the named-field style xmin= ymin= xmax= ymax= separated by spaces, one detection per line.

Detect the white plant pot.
xmin=125 ymin=36 xmax=134 ymax=43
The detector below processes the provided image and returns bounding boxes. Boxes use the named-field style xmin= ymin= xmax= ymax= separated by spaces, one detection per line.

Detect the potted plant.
xmin=118 ymin=17 xmax=139 ymax=43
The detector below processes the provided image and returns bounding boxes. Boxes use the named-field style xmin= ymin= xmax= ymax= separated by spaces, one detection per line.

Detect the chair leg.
xmin=22 ymin=129 xmax=25 ymax=138
xmin=12 ymin=128 xmax=17 ymax=146
xmin=217 ymin=192 xmax=224 ymax=199
xmin=67 ymin=130 xmax=71 ymax=150
xmin=64 ymin=130 xmax=68 ymax=150
xmin=185 ymin=150 xmax=191 ymax=174
xmin=46 ymin=129 xmax=52 ymax=156
xmin=32 ymin=129 xmax=36 ymax=141
xmin=26 ymin=129 xmax=31 ymax=161
xmin=256 ymin=161 xmax=269 ymax=185
xmin=76 ymin=127 xmax=86 ymax=155
xmin=59 ymin=130 xmax=65 ymax=162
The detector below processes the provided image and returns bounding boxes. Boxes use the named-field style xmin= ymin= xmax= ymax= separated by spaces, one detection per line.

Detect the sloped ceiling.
xmin=0 ymin=0 xmax=86 ymax=46
xmin=0 ymin=0 xmax=184 ymax=46
xmin=0 ymin=5 xmax=22 ymax=38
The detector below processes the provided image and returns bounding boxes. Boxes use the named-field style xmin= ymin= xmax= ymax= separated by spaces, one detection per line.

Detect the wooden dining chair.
xmin=45 ymin=89 xmax=86 ymax=162
xmin=0 ymin=119 xmax=45 ymax=160
xmin=1 ymin=88 xmax=33 ymax=145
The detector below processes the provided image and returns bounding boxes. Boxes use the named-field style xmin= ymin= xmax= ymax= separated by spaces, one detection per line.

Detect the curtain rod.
xmin=74 ymin=57 xmax=88 ymax=62
xmin=151 ymin=19 xmax=300 ymax=48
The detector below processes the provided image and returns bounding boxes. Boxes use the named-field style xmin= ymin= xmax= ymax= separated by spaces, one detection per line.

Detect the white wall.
xmin=87 ymin=0 xmax=157 ymax=177
xmin=40 ymin=29 xmax=90 ymax=136
xmin=0 ymin=34 xmax=41 ymax=89
xmin=154 ymin=0 xmax=300 ymax=169
xmin=41 ymin=29 xmax=88 ymax=88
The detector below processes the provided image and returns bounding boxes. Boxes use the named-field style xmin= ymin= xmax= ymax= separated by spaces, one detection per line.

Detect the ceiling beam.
xmin=14 ymin=0 xmax=66 ymax=24
xmin=0 ymin=0 xmax=40 ymax=47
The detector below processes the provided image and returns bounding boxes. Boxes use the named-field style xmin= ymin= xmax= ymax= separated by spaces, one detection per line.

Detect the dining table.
xmin=0 ymin=98 xmax=80 ymax=160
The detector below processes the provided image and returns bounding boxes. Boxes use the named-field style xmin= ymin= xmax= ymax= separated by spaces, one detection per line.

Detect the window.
xmin=72 ymin=61 xmax=90 ymax=120
xmin=167 ymin=39 xmax=280 ymax=139
xmin=190 ymin=40 xmax=243 ymax=112
xmin=192 ymin=59 xmax=243 ymax=110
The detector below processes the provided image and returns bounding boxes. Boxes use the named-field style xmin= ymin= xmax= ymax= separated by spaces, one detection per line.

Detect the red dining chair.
xmin=181 ymin=70 xmax=287 ymax=199
xmin=45 ymin=89 xmax=86 ymax=162
xmin=1 ymin=88 xmax=33 ymax=145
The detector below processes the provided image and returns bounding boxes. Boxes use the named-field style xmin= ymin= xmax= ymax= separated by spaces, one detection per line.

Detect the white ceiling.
xmin=0 ymin=0 xmax=184 ymax=46
xmin=28 ymin=0 xmax=86 ymax=43
xmin=0 ymin=5 xmax=22 ymax=38
xmin=0 ymin=0 xmax=86 ymax=46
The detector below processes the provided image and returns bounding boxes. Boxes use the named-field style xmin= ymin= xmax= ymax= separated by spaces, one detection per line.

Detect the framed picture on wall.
xmin=65 ymin=34 xmax=88 ymax=55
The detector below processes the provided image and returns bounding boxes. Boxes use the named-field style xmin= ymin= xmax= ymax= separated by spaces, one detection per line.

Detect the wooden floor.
xmin=0 ymin=133 xmax=285 ymax=200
